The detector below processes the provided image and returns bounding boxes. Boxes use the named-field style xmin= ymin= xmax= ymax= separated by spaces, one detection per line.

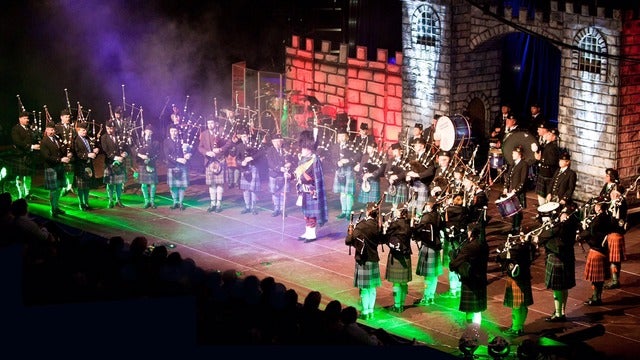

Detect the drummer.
xmin=488 ymin=108 xmax=508 ymax=184
xmin=534 ymin=126 xmax=560 ymax=207
xmin=502 ymin=145 xmax=528 ymax=235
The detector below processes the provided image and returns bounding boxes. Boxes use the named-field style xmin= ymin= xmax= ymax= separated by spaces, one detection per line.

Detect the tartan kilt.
xmin=545 ymin=253 xmax=576 ymax=290
xmin=459 ymin=284 xmax=487 ymax=313
xmin=503 ymin=276 xmax=534 ymax=308
xmin=205 ymin=162 xmax=226 ymax=186
xmin=239 ymin=165 xmax=260 ymax=191
xmin=535 ymin=175 xmax=553 ymax=197
xmin=385 ymin=183 xmax=409 ymax=204
xmin=353 ymin=261 xmax=382 ymax=289
xmin=14 ymin=155 xmax=35 ymax=176
xmin=137 ymin=164 xmax=158 ymax=185
xmin=63 ymin=162 xmax=74 ymax=173
xmin=416 ymin=245 xmax=443 ymax=277
xmin=584 ymin=249 xmax=610 ymax=282
xmin=333 ymin=166 xmax=356 ymax=194
xmin=357 ymin=179 xmax=380 ymax=203
xmin=167 ymin=166 xmax=189 ymax=188
xmin=103 ymin=164 xmax=127 ymax=184
xmin=269 ymin=176 xmax=290 ymax=194
xmin=43 ymin=166 xmax=65 ymax=190
xmin=301 ymin=192 xmax=323 ymax=219
xmin=442 ymin=239 xmax=455 ymax=267
xmin=607 ymin=233 xmax=626 ymax=263
xmin=74 ymin=165 xmax=95 ymax=190
xmin=385 ymin=251 xmax=412 ymax=283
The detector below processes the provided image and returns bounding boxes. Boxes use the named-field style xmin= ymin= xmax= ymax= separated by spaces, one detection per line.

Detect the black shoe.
xmin=170 ymin=204 xmax=179 ymax=209
xmin=207 ymin=206 xmax=216 ymax=213
xmin=55 ymin=208 xmax=66 ymax=215
xmin=115 ymin=201 xmax=125 ymax=208
xmin=215 ymin=206 xmax=222 ymax=213
xmin=50 ymin=210 xmax=59 ymax=218
xmin=304 ymin=237 xmax=317 ymax=243
xmin=108 ymin=202 xmax=115 ymax=209
xmin=545 ymin=314 xmax=567 ymax=322
xmin=604 ymin=282 xmax=620 ymax=290
xmin=84 ymin=205 xmax=93 ymax=211
xmin=336 ymin=213 xmax=347 ymax=219
xmin=252 ymin=209 xmax=258 ymax=215
xmin=151 ymin=203 xmax=157 ymax=209
xmin=240 ymin=208 xmax=251 ymax=214
xmin=584 ymin=299 xmax=602 ymax=306
xmin=144 ymin=203 xmax=152 ymax=209
xmin=272 ymin=210 xmax=281 ymax=217
xmin=179 ymin=204 xmax=185 ymax=211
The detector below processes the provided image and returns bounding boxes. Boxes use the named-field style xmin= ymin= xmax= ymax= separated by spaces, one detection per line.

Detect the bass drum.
xmin=435 ymin=114 xmax=471 ymax=152
xmin=501 ymin=130 xmax=539 ymax=166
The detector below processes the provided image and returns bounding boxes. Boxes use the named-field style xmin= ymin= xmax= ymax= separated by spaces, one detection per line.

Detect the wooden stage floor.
xmin=9 ymin=166 xmax=640 ymax=359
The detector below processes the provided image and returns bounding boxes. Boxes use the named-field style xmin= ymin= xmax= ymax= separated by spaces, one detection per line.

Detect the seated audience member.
xmin=340 ymin=306 xmax=383 ymax=345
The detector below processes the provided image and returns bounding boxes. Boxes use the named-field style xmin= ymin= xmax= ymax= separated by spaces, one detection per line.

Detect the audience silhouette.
xmin=0 ymin=191 xmax=416 ymax=350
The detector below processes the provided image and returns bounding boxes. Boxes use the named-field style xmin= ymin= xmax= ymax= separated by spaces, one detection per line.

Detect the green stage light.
xmin=459 ymin=324 xmax=481 ymax=358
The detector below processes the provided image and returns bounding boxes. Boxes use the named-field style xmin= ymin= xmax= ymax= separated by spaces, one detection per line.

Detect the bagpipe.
xmin=495 ymin=234 xmax=535 ymax=278
xmin=16 ymin=95 xmax=43 ymax=146
xmin=358 ymin=146 xmax=387 ymax=193
xmin=346 ymin=209 xmax=367 ymax=260
xmin=386 ymin=154 xmax=413 ymax=197
xmin=496 ymin=200 xmax=586 ymax=274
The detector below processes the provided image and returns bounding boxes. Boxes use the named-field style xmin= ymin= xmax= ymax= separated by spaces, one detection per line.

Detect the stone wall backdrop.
xmin=401 ymin=0 xmax=638 ymax=203
xmin=284 ymin=1 xmax=639 ymax=204
xmin=619 ymin=13 xmax=640 ymax=204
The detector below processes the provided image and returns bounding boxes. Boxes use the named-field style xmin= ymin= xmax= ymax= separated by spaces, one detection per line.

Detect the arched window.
xmin=411 ymin=4 xmax=440 ymax=48
xmin=573 ymin=27 xmax=608 ymax=82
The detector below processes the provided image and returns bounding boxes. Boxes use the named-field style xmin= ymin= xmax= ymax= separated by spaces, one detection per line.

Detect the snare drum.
xmin=537 ymin=202 xmax=560 ymax=219
xmin=489 ymin=149 xmax=504 ymax=169
xmin=495 ymin=194 xmax=522 ymax=218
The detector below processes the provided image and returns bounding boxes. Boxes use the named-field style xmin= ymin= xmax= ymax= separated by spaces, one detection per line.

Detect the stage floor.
xmin=13 ymin=166 xmax=640 ymax=358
